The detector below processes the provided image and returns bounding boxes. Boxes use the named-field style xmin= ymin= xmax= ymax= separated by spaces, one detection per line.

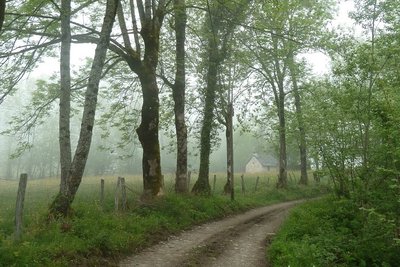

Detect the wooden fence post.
xmin=15 ymin=173 xmax=28 ymax=241
xmin=114 ymin=177 xmax=122 ymax=211
xmin=254 ymin=176 xmax=260 ymax=192
xmin=213 ymin=174 xmax=216 ymax=192
xmin=241 ymin=174 xmax=245 ymax=194
xmin=120 ymin=177 xmax=127 ymax=211
xmin=100 ymin=179 xmax=105 ymax=209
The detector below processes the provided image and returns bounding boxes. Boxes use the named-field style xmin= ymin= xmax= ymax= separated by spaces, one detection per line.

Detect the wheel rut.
xmin=119 ymin=199 xmax=305 ymax=267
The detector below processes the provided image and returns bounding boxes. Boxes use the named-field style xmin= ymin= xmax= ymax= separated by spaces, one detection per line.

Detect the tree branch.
xmin=129 ymin=0 xmax=141 ymax=55
xmin=117 ymin=0 xmax=132 ymax=50
xmin=0 ymin=0 xmax=5 ymax=32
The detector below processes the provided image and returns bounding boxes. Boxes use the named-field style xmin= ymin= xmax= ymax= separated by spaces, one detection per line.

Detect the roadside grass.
xmin=268 ymin=197 xmax=400 ymax=267
xmin=0 ymin=172 xmax=329 ymax=266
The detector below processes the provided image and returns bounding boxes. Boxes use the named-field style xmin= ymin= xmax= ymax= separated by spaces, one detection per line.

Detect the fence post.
xmin=241 ymin=174 xmax=245 ymax=194
xmin=120 ymin=177 xmax=127 ymax=211
xmin=15 ymin=173 xmax=28 ymax=241
xmin=254 ymin=176 xmax=260 ymax=192
xmin=114 ymin=177 xmax=122 ymax=211
xmin=213 ymin=174 xmax=217 ymax=193
xmin=100 ymin=179 xmax=105 ymax=209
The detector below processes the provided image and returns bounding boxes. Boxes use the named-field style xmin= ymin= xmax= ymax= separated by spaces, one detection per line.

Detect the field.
xmin=0 ymin=172 xmax=330 ymax=266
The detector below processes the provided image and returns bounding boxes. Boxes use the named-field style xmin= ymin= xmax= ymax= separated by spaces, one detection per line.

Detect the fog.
xmin=0 ymin=76 xmax=290 ymax=180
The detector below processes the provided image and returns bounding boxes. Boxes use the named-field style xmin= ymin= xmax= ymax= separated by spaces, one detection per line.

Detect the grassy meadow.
xmin=0 ymin=172 xmax=330 ymax=266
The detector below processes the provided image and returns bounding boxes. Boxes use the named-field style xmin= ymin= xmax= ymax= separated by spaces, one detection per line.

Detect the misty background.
xmin=0 ymin=75 xmax=285 ymax=180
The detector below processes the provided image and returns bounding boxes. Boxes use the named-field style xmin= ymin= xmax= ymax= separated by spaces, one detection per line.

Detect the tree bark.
xmin=192 ymin=1 xmax=249 ymax=194
xmin=191 ymin=45 xmax=219 ymax=195
xmin=136 ymin=69 xmax=163 ymax=198
xmin=59 ymin=0 xmax=72 ymax=194
xmin=224 ymin=116 xmax=232 ymax=194
xmin=133 ymin=2 xmax=166 ymax=200
xmin=49 ymin=0 xmax=118 ymax=217
xmin=110 ymin=1 xmax=168 ymax=199
xmin=276 ymin=93 xmax=288 ymax=188
xmin=288 ymin=53 xmax=308 ymax=185
xmin=224 ymin=103 xmax=234 ymax=200
xmin=271 ymin=35 xmax=288 ymax=189
xmin=0 ymin=0 xmax=5 ymax=32
xmin=173 ymin=0 xmax=188 ymax=193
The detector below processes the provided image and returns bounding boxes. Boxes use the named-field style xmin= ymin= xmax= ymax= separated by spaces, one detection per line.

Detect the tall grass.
xmin=0 ymin=172 xmax=330 ymax=266
xmin=269 ymin=197 xmax=400 ymax=266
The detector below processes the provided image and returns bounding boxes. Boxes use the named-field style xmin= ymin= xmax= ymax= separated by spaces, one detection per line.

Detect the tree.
xmin=159 ymin=0 xmax=188 ymax=193
xmin=192 ymin=0 xmax=250 ymax=194
xmin=0 ymin=1 xmax=59 ymax=105
xmin=74 ymin=0 xmax=170 ymax=199
xmin=49 ymin=0 xmax=118 ymax=217
xmin=246 ymin=0 xmax=333 ymax=188
xmin=215 ymin=57 xmax=250 ymax=197
xmin=288 ymin=53 xmax=308 ymax=184
xmin=116 ymin=0 xmax=169 ymax=199
xmin=172 ymin=0 xmax=188 ymax=193
xmin=1 ymin=0 xmax=171 ymax=199
xmin=59 ymin=0 xmax=72 ymax=194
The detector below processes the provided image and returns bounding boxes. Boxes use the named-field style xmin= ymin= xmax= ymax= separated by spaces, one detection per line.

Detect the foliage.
xmin=269 ymin=197 xmax=400 ymax=267
xmin=0 ymin=174 xmax=328 ymax=266
xmin=270 ymin=2 xmax=400 ymax=265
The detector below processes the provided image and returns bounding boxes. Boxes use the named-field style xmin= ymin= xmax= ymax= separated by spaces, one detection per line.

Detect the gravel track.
xmin=119 ymin=199 xmax=305 ymax=267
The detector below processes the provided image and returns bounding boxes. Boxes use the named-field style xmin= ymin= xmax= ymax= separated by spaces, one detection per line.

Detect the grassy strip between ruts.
xmin=268 ymin=197 xmax=400 ymax=267
xmin=0 ymin=174 xmax=329 ymax=266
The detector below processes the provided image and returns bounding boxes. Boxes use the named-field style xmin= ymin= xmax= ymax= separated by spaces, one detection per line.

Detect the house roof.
xmin=250 ymin=154 xmax=277 ymax=167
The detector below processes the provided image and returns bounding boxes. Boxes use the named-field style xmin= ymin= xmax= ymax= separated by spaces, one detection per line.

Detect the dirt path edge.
xmin=119 ymin=199 xmax=308 ymax=267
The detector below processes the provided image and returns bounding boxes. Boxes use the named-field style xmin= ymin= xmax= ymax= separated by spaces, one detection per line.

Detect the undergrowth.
xmin=269 ymin=197 xmax=400 ymax=267
xmin=0 ymin=174 xmax=329 ymax=266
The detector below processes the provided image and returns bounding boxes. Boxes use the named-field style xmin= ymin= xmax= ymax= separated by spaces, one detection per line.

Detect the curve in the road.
xmin=119 ymin=199 xmax=305 ymax=267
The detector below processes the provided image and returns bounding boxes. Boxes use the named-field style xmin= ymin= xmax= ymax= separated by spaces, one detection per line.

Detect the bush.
xmin=269 ymin=197 xmax=400 ymax=267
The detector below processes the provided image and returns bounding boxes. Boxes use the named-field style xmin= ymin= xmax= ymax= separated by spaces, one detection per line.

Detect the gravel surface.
xmin=119 ymin=199 xmax=305 ymax=267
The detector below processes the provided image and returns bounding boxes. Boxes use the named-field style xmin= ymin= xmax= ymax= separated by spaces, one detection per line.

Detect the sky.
xmin=31 ymin=1 xmax=358 ymax=79
xmin=303 ymin=0 xmax=357 ymax=75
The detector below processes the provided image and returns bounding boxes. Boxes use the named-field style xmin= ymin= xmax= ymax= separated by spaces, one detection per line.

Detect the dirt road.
xmin=119 ymin=199 xmax=305 ymax=267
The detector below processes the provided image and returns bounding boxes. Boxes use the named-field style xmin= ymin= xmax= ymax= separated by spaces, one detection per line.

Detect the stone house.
xmin=245 ymin=153 xmax=278 ymax=173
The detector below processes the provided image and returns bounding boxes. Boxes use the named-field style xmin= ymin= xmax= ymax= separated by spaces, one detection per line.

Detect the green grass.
xmin=268 ymin=197 xmax=400 ymax=267
xmin=0 ymin=172 xmax=329 ymax=266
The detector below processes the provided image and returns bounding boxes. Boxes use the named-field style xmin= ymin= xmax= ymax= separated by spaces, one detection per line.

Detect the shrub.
xmin=269 ymin=197 xmax=400 ymax=267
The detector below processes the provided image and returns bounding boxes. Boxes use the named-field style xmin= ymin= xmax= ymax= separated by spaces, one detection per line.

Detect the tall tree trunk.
xmin=136 ymin=69 xmax=163 ymax=199
xmin=223 ymin=117 xmax=231 ymax=194
xmin=224 ymin=103 xmax=234 ymax=200
xmin=49 ymin=0 xmax=118 ymax=218
xmin=0 ymin=0 xmax=5 ymax=32
xmin=59 ymin=0 xmax=72 ymax=193
xmin=288 ymin=53 xmax=308 ymax=185
xmin=192 ymin=1 xmax=249 ymax=194
xmin=191 ymin=47 xmax=219 ymax=194
xmin=173 ymin=0 xmax=188 ymax=193
xmin=276 ymin=95 xmax=288 ymax=188
xmin=271 ymin=35 xmax=288 ymax=189
xmin=130 ymin=2 xmax=166 ymax=200
xmin=112 ymin=0 xmax=167 ymax=199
